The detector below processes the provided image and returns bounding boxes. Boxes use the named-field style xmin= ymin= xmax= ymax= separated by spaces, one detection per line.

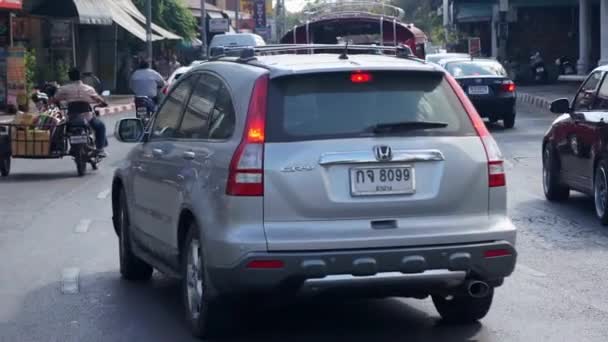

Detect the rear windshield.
xmin=266 ymin=71 xmax=475 ymax=142
xmin=446 ymin=61 xmax=507 ymax=77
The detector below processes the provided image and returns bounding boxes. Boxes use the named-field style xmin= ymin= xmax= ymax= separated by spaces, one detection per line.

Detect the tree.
xmin=132 ymin=0 xmax=198 ymax=40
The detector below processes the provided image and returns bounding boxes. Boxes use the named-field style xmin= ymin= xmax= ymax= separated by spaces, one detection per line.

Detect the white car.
xmin=160 ymin=65 xmax=193 ymax=98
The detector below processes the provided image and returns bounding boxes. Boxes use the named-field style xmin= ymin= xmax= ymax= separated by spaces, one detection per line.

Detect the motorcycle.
xmin=66 ymin=102 xmax=107 ymax=176
xmin=530 ymin=52 xmax=548 ymax=83
xmin=555 ymin=56 xmax=576 ymax=75
xmin=134 ymin=96 xmax=155 ymax=128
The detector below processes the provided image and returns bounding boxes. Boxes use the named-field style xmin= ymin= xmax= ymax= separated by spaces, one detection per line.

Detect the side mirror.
xmin=550 ymin=98 xmax=570 ymax=114
xmin=115 ymin=118 xmax=144 ymax=143
xmin=101 ymin=90 xmax=111 ymax=97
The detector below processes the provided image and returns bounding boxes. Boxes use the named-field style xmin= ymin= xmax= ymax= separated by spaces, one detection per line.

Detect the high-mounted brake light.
xmin=351 ymin=72 xmax=373 ymax=83
xmin=500 ymin=81 xmax=516 ymax=93
xmin=227 ymin=75 xmax=268 ymax=196
xmin=446 ymin=74 xmax=506 ymax=188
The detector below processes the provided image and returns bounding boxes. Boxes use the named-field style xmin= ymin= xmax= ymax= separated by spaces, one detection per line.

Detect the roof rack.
xmin=303 ymin=1 xmax=405 ymax=22
xmin=209 ymin=43 xmax=420 ymax=62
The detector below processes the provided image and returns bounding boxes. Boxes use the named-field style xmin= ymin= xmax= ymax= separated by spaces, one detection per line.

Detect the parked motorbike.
xmin=134 ymin=96 xmax=155 ymax=128
xmin=530 ymin=52 xmax=548 ymax=83
xmin=66 ymin=102 xmax=107 ymax=176
xmin=555 ymin=56 xmax=576 ymax=75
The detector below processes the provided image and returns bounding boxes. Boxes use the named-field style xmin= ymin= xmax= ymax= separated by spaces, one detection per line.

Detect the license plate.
xmin=536 ymin=67 xmax=545 ymax=73
xmin=468 ymin=85 xmax=489 ymax=95
xmin=350 ymin=165 xmax=415 ymax=196
xmin=136 ymin=107 xmax=148 ymax=116
xmin=70 ymin=135 xmax=88 ymax=144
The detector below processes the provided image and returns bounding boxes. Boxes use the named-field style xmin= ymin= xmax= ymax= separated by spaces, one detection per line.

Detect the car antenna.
xmin=339 ymin=40 xmax=349 ymax=60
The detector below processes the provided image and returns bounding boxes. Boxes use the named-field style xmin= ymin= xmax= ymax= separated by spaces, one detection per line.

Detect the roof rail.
xmin=207 ymin=44 xmax=423 ymax=64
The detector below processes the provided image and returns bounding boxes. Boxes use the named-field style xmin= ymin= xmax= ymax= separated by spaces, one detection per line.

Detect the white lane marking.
xmin=61 ymin=268 xmax=80 ymax=294
xmin=97 ymin=189 xmax=111 ymax=200
xmin=517 ymin=263 xmax=547 ymax=278
xmin=74 ymin=219 xmax=92 ymax=233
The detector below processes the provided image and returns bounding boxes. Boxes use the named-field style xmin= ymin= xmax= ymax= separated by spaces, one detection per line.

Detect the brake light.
xmin=246 ymin=260 xmax=285 ymax=269
xmin=351 ymin=71 xmax=372 ymax=83
xmin=500 ymin=81 xmax=516 ymax=93
xmin=227 ymin=75 xmax=268 ymax=196
xmin=446 ymin=74 xmax=505 ymax=187
xmin=484 ymin=249 xmax=512 ymax=258
xmin=162 ymin=86 xmax=168 ymax=95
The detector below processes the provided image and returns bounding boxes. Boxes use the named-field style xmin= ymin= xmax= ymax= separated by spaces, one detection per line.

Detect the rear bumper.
xmin=470 ymin=96 xmax=516 ymax=117
xmin=207 ymin=241 xmax=516 ymax=297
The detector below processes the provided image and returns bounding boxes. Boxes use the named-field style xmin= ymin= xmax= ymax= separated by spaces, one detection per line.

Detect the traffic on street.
xmin=3 ymin=102 xmax=608 ymax=341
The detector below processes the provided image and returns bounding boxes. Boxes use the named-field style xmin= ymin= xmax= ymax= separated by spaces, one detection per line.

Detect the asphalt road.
xmin=2 ymin=106 xmax=608 ymax=342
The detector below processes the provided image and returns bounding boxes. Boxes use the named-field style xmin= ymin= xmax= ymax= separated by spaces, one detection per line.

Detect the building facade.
xmin=445 ymin=0 xmax=608 ymax=75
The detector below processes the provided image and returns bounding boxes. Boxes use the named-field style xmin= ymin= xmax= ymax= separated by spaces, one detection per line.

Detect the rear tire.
xmin=594 ymin=159 xmax=608 ymax=225
xmin=0 ymin=157 xmax=10 ymax=177
xmin=74 ymin=146 xmax=87 ymax=177
xmin=118 ymin=190 xmax=153 ymax=281
xmin=543 ymin=144 xmax=570 ymax=201
xmin=182 ymin=223 xmax=234 ymax=339
xmin=503 ymin=108 xmax=516 ymax=129
xmin=432 ymin=288 xmax=494 ymax=324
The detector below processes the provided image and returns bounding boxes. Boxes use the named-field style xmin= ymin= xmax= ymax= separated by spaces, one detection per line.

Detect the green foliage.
xmin=133 ymin=0 xmax=198 ymax=40
xmin=24 ymin=49 xmax=36 ymax=93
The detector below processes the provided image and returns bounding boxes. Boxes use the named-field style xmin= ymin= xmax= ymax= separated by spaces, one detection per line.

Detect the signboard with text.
xmin=6 ymin=47 xmax=25 ymax=108
xmin=468 ymin=37 xmax=481 ymax=57
xmin=0 ymin=0 xmax=21 ymax=10
xmin=209 ymin=18 xmax=229 ymax=33
xmin=253 ymin=0 xmax=266 ymax=32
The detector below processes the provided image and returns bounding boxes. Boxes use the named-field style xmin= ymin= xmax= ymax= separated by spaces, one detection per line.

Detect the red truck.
xmin=280 ymin=1 xmax=427 ymax=59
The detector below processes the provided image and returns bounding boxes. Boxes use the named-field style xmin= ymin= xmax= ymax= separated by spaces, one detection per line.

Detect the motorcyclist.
xmin=54 ymin=68 xmax=109 ymax=157
xmin=130 ymin=60 xmax=166 ymax=113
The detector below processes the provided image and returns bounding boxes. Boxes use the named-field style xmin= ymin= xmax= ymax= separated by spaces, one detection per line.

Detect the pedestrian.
xmin=169 ymin=54 xmax=181 ymax=75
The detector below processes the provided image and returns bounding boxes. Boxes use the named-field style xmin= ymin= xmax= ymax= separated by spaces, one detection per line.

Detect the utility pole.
xmin=201 ymin=0 xmax=207 ymax=57
xmin=146 ymin=0 xmax=153 ymax=65
xmin=235 ymin=0 xmax=240 ymax=32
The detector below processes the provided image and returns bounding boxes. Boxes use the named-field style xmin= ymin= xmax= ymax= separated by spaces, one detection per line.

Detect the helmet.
xmin=31 ymin=91 xmax=49 ymax=104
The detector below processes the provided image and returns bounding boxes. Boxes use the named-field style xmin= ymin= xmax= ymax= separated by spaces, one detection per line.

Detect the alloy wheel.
xmin=595 ymin=166 xmax=608 ymax=218
xmin=186 ymin=239 xmax=204 ymax=320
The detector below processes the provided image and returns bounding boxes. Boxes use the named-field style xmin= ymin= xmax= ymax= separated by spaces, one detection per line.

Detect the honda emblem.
xmin=374 ymin=146 xmax=393 ymax=161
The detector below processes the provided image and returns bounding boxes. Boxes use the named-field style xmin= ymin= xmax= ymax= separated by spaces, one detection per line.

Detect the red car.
xmin=543 ymin=66 xmax=608 ymax=224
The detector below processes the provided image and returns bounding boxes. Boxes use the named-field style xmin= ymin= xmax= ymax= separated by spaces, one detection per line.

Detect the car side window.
xmin=176 ymin=74 xmax=222 ymax=139
xmin=209 ymin=85 xmax=236 ymax=140
xmin=573 ymin=72 xmax=603 ymax=111
xmin=593 ymin=75 xmax=608 ymax=110
xmin=151 ymin=75 xmax=196 ymax=140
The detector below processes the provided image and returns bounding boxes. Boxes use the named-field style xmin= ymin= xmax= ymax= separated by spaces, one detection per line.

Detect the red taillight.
xmin=227 ymin=75 xmax=268 ymax=196
xmin=246 ymin=260 xmax=284 ymax=269
xmin=446 ymin=74 xmax=506 ymax=188
xmin=351 ymin=72 xmax=372 ymax=83
xmin=500 ymin=81 xmax=516 ymax=93
xmin=484 ymin=249 xmax=512 ymax=258
xmin=162 ymin=86 xmax=168 ymax=95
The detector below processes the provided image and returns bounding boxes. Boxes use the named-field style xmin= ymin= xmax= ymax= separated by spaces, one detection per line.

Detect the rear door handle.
xmin=182 ymin=151 xmax=196 ymax=160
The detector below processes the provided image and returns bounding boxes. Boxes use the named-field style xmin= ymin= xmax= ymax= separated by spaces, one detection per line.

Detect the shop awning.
xmin=455 ymin=2 xmax=493 ymax=23
xmin=72 ymin=0 xmax=113 ymax=25
xmin=112 ymin=0 xmax=182 ymax=40
xmin=106 ymin=0 xmax=164 ymax=41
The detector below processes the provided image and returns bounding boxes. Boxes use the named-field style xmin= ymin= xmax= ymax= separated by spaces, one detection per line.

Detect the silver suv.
xmin=112 ymin=46 xmax=517 ymax=338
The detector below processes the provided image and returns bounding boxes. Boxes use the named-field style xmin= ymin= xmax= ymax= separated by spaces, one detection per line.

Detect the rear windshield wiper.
xmin=366 ymin=121 xmax=449 ymax=134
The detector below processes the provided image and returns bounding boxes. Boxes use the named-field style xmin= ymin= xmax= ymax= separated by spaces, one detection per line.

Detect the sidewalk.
xmin=517 ymin=83 xmax=581 ymax=111
xmin=0 ymin=95 xmax=135 ymax=123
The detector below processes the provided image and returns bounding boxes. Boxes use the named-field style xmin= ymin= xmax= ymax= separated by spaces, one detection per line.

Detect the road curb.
xmin=99 ymin=103 xmax=134 ymax=117
xmin=517 ymin=92 xmax=552 ymax=111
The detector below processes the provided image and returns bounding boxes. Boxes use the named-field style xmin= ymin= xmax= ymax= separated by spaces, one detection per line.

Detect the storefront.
xmin=0 ymin=0 xmax=23 ymax=111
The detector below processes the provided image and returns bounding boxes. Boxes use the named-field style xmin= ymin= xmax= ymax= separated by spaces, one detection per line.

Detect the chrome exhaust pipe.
xmin=466 ymin=280 xmax=490 ymax=298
